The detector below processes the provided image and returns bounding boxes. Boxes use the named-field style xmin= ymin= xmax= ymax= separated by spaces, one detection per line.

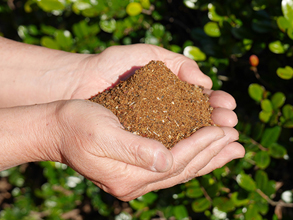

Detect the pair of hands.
xmin=0 ymin=38 xmax=244 ymax=201
xmin=51 ymin=44 xmax=244 ymax=201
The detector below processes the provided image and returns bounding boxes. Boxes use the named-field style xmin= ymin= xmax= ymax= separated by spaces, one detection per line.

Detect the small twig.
xmin=201 ymin=186 xmax=212 ymax=202
xmin=249 ymin=138 xmax=268 ymax=151
xmin=256 ymin=189 xmax=293 ymax=208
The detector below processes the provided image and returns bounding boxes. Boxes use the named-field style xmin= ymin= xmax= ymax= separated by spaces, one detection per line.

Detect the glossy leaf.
xmin=255 ymin=170 xmax=268 ymax=191
xmin=204 ymin=22 xmax=221 ymax=37
xmin=260 ymin=126 xmax=281 ymax=147
xmin=186 ymin=187 xmax=203 ymax=198
xmin=287 ymin=27 xmax=293 ymax=39
xmin=139 ymin=192 xmax=158 ymax=205
xmin=268 ymin=41 xmax=285 ymax=54
xmin=255 ymin=151 xmax=270 ymax=169
xmin=192 ymin=198 xmax=211 ymax=212
xmin=277 ymin=16 xmax=291 ymax=32
xmin=173 ymin=205 xmax=189 ymax=220
xmin=40 ymin=36 xmax=60 ymax=50
xmin=126 ymin=2 xmax=142 ymax=16
xmin=248 ymin=83 xmax=264 ymax=102
xmin=276 ymin=66 xmax=293 ymax=80
xmin=152 ymin=23 xmax=165 ymax=38
xmin=230 ymin=192 xmax=249 ymax=207
xmin=213 ymin=197 xmax=235 ymax=212
xmin=36 ymin=0 xmax=65 ymax=12
xmin=259 ymin=110 xmax=272 ymax=123
xmin=282 ymin=104 xmax=293 ymax=119
xmin=268 ymin=143 xmax=287 ymax=158
xmin=282 ymin=0 xmax=293 ymax=24
xmin=236 ymin=173 xmax=256 ymax=191
xmin=271 ymin=92 xmax=286 ymax=109
xmin=99 ymin=19 xmax=116 ymax=33
xmin=261 ymin=99 xmax=272 ymax=112
xmin=283 ymin=118 xmax=293 ymax=128
xmin=183 ymin=0 xmax=199 ymax=10
xmin=208 ymin=3 xmax=224 ymax=22
xmin=245 ymin=204 xmax=262 ymax=220
xmin=183 ymin=46 xmax=206 ymax=61
xmin=55 ymin=30 xmax=73 ymax=50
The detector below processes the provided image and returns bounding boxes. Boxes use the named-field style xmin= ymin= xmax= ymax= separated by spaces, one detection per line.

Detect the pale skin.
xmin=0 ymin=37 xmax=245 ymax=201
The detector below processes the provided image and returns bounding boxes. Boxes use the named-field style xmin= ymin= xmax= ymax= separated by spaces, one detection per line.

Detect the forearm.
xmin=0 ymin=102 xmax=61 ymax=171
xmin=0 ymin=37 xmax=89 ymax=107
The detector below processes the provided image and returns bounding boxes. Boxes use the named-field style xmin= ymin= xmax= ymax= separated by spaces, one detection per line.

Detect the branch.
xmin=256 ymin=189 xmax=293 ymax=208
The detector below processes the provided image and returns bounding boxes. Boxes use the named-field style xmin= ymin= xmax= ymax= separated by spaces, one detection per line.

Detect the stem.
xmin=256 ymin=189 xmax=293 ymax=208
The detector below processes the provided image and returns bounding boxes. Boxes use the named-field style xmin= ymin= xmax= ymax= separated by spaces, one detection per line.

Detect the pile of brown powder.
xmin=90 ymin=60 xmax=214 ymax=149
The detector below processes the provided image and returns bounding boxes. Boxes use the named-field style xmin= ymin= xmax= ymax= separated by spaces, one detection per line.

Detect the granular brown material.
xmin=90 ymin=60 xmax=214 ymax=149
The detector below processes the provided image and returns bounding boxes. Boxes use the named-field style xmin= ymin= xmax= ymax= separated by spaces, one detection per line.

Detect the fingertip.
xmin=151 ymin=149 xmax=173 ymax=172
xmin=177 ymin=61 xmax=212 ymax=89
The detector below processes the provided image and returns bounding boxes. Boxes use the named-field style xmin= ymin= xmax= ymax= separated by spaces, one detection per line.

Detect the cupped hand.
xmin=52 ymin=44 xmax=244 ymax=201
xmin=56 ymin=99 xmax=244 ymax=201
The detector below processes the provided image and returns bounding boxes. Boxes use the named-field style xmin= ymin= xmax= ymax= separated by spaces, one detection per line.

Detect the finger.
xmin=195 ymin=142 xmax=245 ymax=177
xmin=170 ymin=126 xmax=225 ymax=172
xmin=178 ymin=126 xmax=239 ymax=182
xmin=108 ymin=127 xmax=174 ymax=172
xmin=175 ymin=60 xmax=213 ymax=89
xmin=144 ymin=127 xmax=238 ymax=191
xmin=205 ymin=90 xmax=237 ymax=110
xmin=212 ymin=108 xmax=238 ymax=127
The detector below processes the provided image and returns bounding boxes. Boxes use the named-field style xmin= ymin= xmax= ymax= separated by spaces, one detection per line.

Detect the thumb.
xmin=106 ymin=127 xmax=173 ymax=172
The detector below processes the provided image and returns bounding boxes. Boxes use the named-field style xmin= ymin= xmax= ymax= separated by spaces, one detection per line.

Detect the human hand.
xmin=55 ymin=99 xmax=244 ymax=201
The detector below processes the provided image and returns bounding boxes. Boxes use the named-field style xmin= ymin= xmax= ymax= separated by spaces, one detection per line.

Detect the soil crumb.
xmin=90 ymin=60 xmax=214 ymax=149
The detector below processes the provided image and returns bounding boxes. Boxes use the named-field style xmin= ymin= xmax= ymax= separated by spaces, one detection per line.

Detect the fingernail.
xmin=152 ymin=151 xmax=169 ymax=172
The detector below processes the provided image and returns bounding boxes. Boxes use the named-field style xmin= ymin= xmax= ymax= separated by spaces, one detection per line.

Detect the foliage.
xmin=0 ymin=0 xmax=293 ymax=219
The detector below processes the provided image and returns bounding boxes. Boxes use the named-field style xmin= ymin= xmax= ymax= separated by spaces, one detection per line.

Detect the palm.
xmin=71 ymin=44 xmax=212 ymax=100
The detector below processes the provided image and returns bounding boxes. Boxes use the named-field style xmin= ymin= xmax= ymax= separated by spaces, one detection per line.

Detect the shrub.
xmin=0 ymin=0 xmax=292 ymax=219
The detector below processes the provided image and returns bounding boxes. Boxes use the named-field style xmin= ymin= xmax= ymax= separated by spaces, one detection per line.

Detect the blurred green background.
xmin=0 ymin=0 xmax=293 ymax=219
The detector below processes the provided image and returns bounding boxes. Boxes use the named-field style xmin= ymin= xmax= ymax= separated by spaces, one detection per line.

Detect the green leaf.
xmin=287 ymin=27 xmax=293 ymax=40
xmin=248 ymin=83 xmax=264 ymax=102
xmin=282 ymin=0 xmax=293 ymax=25
xmin=204 ymin=22 xmax=221 ymax=37
xmin=99 ymin=19 xmax=116 ymax=33
xmin=230 ymin=192 xmax=250 ymax=207
xmin=139 ymin=192 xmax=158 ymax=205
xmin=183 ymin=0 xmax=199 ymax=10
xmin=268 ymin=143 xmax=287 ymax=158
xmin=236 ymin=173 xmax=256 ymax=191
xmin=259 ymin=110 xmax=272 ymax=123
xmin=271 ymin=92 xmax=286 ymax=109
xmin=129 ymin=199 xmax=146 ymax=210
xmin=186 ymin=187 xmax=203 ymax=198
xmin=277 ymin=16 xmax=291 ymax=32
xmin=173 ymin=205 xmax=189 ymax=220
xmin=213 ymin=197 xmax=235 ymax=212
xmin=283 ymin=104 xmax=293 ymax=119
xmin=183 ymin=46 xmax=206 ymax=61
xmin=268 ymin=40 xmax=286 ymax=54
xmin=191 ymin=198 xmax=211 ymax=212
xmin=55 ymin=30 xmax=73 ymax=50
xmin=261 ymin=99 xmax=273 ymax=112
xmin=151 ymin=23 xmax=165 ymax=38
xmin=260 ymin=126 xmax=281 ymax=147
xmin=40 ymin=36 xmax=60 ymax=50
xmin=283 ymin=118 xmax=293 ymax=128
xmin=37 ymin=0 xmax=65 ymax=12
xmin=245 ymin=204 xmax=262 ymax=220
xmin=255 ymin=170 xmax=268 ymax=191
xmin=255 ymin=151 xmax=270 ymax=169
xmin=41 ymin=25 xmax=57 ymax=35
xmin=126 ymin=2 xmax=142 ymax=16
xmin=208 ymin=3 xmax=224 ymax=22
xmin=276 ymin=66 xmax=293 ymax=80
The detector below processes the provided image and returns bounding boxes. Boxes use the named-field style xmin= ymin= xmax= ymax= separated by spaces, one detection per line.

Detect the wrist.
xmin=0 ymin=102 xmax=62 ymax=171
